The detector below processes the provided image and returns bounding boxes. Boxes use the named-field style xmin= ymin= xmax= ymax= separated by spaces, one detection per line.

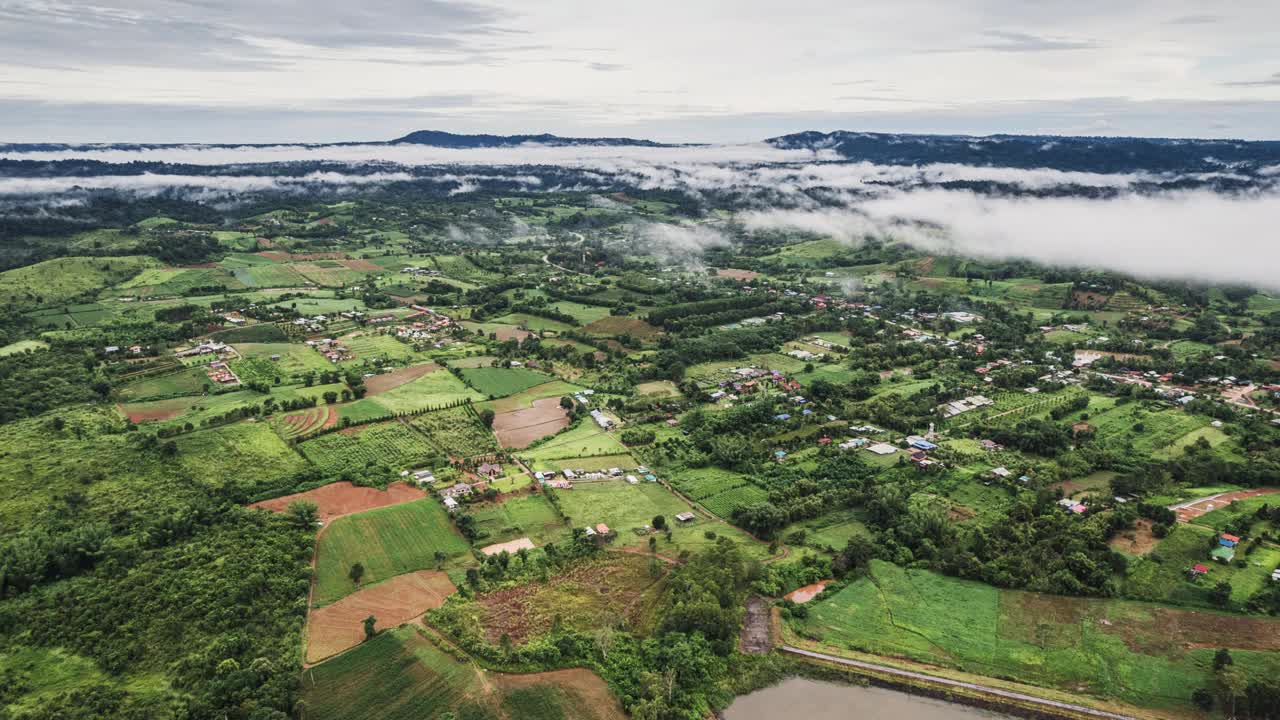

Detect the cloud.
xmin=0 ymin=170 xmax=417 ymax=198
xmin=1222 ymin=72 xmax=1280 ymax=88
xmin=741 ymin=189 xmax=1280 ymax=290
xmin=635 ymin=222 xmax=729 ymax=266
xmin=975 ymin=30 xmax=1100 ymax=52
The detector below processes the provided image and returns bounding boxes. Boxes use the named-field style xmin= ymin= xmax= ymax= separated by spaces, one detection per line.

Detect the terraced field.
xmin=275 ymin=405 xmax=335 ymax=439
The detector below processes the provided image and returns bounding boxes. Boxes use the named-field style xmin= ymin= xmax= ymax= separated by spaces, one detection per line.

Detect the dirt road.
xmin=780 ymin=646 xmax=1136 ymax=720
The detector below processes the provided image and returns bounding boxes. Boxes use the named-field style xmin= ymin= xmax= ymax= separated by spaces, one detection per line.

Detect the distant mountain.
xmin=767 ymin=130 xmax=1280 ymax=174
xmin=389 ymin=130 xmax=671 ymax=148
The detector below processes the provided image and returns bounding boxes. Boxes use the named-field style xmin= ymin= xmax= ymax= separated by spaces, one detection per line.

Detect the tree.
xmin=559 ymin=395 xmax=574 ymax=410
xmin=323 ymin=391 xmax=339 ymax=404
xmin=362 ymin=615 xmax=377 ymax=641
xmin=349 ymin=562 xmax=365 ymax=586
xmin=479 ymin=409 xmax=495 ymax=428
xmin=1191 ymin=688 xmax=1214 ymax=711
xmin=434 ymin=550 xmax=447 ymax=570
xmin=652 ymin=515 xmax=666 ymax=530
xmin=1210 ymin=581 xmax=1232 ymax=607
xmin=1214 ymin=648 xmax=1234 ymax=671
xmin=286 ymin=500 xmax=319 ymax=529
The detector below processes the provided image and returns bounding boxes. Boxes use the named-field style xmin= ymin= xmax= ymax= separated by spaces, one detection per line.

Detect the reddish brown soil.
xmin=340 ymin=258 xmax=383 ymax=272
xmin=119 ymin=403 xmax=182 ymax=423
xmin=255 ymin=251 xmax=292 ymax=262
xmin=363 ymin=363 xmax=440 ymax=396
xmin=291 ymin=252 xmax=347 ymax=261
xmin=480 ymin=537 xmax=536 ymax=556
xmin=1111 ymin=607 xmax=1280 ymax=655
xmin=716 ymin=267 xmax=760 ymax=281
xmin=248 ymin=481 xmax=426 ymax=522
xmin=785 ymin=581 xmax=831 ymax=604
xmin=582 ymin=317 xmax=661 ymax=339
xmin=1109 ymin=519 xmax=1159 ymax=556
xmin=305 ymin=570 xmax=456 ymax=663
xmin=492 ymin=397 xmax=569 ymax=448
xmin=492 ymin=326 xmax=533 ymax=342
xmin=1174 ymin=487 xmax=1280 ymax=522
xmin=320 ymin=406 xmax=339 ymax=430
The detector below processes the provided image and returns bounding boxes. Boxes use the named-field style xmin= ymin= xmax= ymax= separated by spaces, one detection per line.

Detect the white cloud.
xmin=741 ymin=189 xmax=1280 ymax=290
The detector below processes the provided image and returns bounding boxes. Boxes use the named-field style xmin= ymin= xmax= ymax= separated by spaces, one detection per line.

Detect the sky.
xmin=2 ymin=0 xmax=1280 ymax=143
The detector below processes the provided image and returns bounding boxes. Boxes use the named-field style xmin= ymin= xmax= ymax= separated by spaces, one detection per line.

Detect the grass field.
xmin=489 ymin=381 xmax=586 ymax=413
xmin=519 ymin=422 xmax=627 ymax=463
xmin=302 ymin=627 xmax=624 ymax=720
xmin=552 ymin=481 xmax=767 ymax=558
xmin=1 ymin=256 xmax=154 ymax=307
xmin=313 ymin=499 xmax=471 ymax=606
xmin=460 ymin=367 xmax=555 ymax=397
xmin=547 ymin=301 xmax=612 ymax=324
xmin=794 ymin=560 xmax=1280 ymax=712
xmin=782 ymin=508 xmax=872 ymax=550
xmin=0 ymin=339 xmax=50 ymax=357
xmin=370 ymin=369 xmax=484 ymax=413
xmin=1084 ymin=402 xmax=1209 ymax=455
xmin=115 ymin=367 xmax=212 ymax=401
xmin=1125 ymin=524 xmax=1280 ymax=607
xmin=466 ymin=493 xmax=566 ymax=547
xmin=341 ymin=332 xmax=417 ymax=363
xmin=234 ymin=342 xmax=332 ymax=378
xmin=298 ymin=421 xmax=439 ymax=475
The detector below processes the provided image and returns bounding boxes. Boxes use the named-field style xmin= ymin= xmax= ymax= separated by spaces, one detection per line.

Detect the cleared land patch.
xmin=313 ymin=499 xmax=471 ymax=606
xmin=492 ymin=396 xmax=569 ymax=448
xmin=363 ymin=363 xmax=440 ymax=395
xmin=249 ymin=481 xmax=426 ymax=523
xmin=305 ymin=570 xmax=456 ymax=663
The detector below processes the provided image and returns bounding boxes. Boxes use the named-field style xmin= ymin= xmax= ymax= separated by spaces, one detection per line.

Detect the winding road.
xmin=780 ymin=646 xmax=1137 ymax=720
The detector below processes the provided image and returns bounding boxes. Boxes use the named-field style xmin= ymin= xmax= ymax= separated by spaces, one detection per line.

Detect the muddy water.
xmin=723 ymin=678 xmax=1014 ymax=720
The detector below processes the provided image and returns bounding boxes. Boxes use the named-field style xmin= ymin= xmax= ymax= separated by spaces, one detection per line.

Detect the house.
xmin=595 ymin=523 xmax=611 ymax=535
xmin=412 ymin=469 xmax=435 ymax=485
xmin=584 ymin=526 xmax=596 ymax=537
xmin=909 ymin=439 xmax=938 ymax=451
xmin=590 ymin=409 xmax=614 ymax=429
xmin=1211 ymin=545 xmax=1236 ymax=563
xmin=1072 ymin=422 xmax=1093 ymax=435
xmin=626 ymin=475 xmax=639 ymax=484
xmin=442 ymin=496 xmax=459 ymax=512
xmin=774 ymin=450 xmax=787 ymax=460
xmin=1189 ymin=564 xmax=1210 ymax=578
xmin=1271 ymin=568 xmax=1280 ymax=583
xmin=1220 ymin=533 xmax=1240 ymax=548
xmin=979 ymin=439 xmax=1001 ymax=451
xmin=675 ymin=512 xmax=696 ymax=523
xmin=990 ymin=467 xmax=1012 ymax=478
xmin=866 ymin=442 xmax=897 ymax=455
xmin=477 ymin=463 xmax=501 ymax=478
xmin=563 ymin=469 xmax=576 ymax=480
xmin=440 ymin=483 xmax=472 ymax=499
xmin=818 ymin=437 xmax=833 ymax=446
xmin=608 ymin=467 xmax=622 ymax=476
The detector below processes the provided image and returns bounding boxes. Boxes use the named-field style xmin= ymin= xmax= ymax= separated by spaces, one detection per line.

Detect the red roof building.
xmin=1222 ymin=533 xmax=1241 ymax=543
xmin=595 ymin=523 xmax=610 ymax=535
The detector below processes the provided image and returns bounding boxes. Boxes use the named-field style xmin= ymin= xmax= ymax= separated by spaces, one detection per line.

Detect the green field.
xmin=406 ymin=406 xmax=499 ymax=458
xmin=1 ymin=256 xmax=154 ymax=307
xmin=370 ymin=369 xmax=483 ymax=412
xmin=552 ymin=481 xmax=767 ymax=558
xmin=234 ymin=342 xmax=333 ymax=378
xmin=460 ymin=367 xmax=554 ymax=397
xmin=0 ymin=339 xmax=50 ymax=357
xmin=666 ymin=467 xmax=768 ymax=519
xmin=467 ymin=493 xmax=566 ymax=546
xmin=795 ymin=560 xmax=1280 ymax=711
xmin=172 ymin=422 xmax=308 ymax=490
xmin=519 ymin=422 xmax=627 ymax=463
xmin=313 ymin=499 xmax=471 ymax=605
xmin=298 ymin=421 xmax=438 ymax=475
xmin=115 ymin=367 xmax=212 ymax=401
xmin=302 ymin=627 xmax=492 ymax=720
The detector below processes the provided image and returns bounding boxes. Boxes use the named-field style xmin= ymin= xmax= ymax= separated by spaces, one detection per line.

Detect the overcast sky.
xmin=2 ymin=0 xmax=1279 ymax=143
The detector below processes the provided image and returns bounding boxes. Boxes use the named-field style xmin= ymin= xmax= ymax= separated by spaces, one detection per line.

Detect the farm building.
xmin=990 ymin=467 xmax=1012 ymax=478
xmin=1220 ymin=533 xmax=1240 ymax=547
xmin=477 ymin=463 xmax=501 ymax=478
xmin=675 ymin=512 xmax=696 ymax=524
xmin=1211 ymin=545 xmax=1235 ymax=563
xmin=1189 ymin=564 xmax=1209 ymax=578
xmin=590 ymin=409 xmax=614 ymax=429
xmin=866 ymin=442 xmax=897 ymax=455
xmin=595 ymin=523 xmax=611 ymax=536
xmin=442 ymin=496 xmax=459 ymax=512
xmin=440 ymin=483 xmax=472 ymax=499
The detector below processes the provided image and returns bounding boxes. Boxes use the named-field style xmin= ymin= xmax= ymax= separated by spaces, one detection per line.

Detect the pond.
xmin=723 ymin=677 xmax=1015 ymax=720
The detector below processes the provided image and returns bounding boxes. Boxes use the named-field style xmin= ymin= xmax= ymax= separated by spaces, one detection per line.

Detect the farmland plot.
xmin=406 ymin=407 xmax=499 ymax=458
xmin=299 ymin=421 xmax=439 ymax=475
xmin=313 ymin=499 xmax=471 ymax=605
xmin=460 ymin=367 xmax=553 ymax=397
xmin=370 ymin=369 xmax=483 ymax=412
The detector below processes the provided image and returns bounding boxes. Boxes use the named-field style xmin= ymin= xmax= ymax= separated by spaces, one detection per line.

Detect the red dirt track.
xmin=248 ymin=481 xmax=426 ymax=523
xmin=1172 ymin=487 xmax=1280 ymax=523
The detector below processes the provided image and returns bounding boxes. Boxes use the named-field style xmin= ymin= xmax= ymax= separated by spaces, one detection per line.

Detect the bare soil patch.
xmin=320 ymin=406 xmax=339 ymax=430
xmin=915 ymin=256 xmax=936 ymax=275
xmin=493 ymin=325 xmax=533 ymax=342
xmin=1072 ymin=289 xmax=1111 ymax=307
xmin=255 ymin=251 xmax=292 ymax=262
xmin=248 ymin=481 xmax=426 ymax=522
xmin=364 ymin=363 xmax=440 ymax=396
xmin=475 ymin=555 xmax=664 ymax=643
xmin=305 ymin=570 xmax=456 ymax=663
xmin=741 ymin=595 xmax=772 ymax=653
xmin=480 ymin=537 xmax=536 ymax=556
xmin=1108 ymin=518 xmax=1159 ymax=556
xmin=119 ymin=402 xmax=181 ymax=423
xmin=1173 ymin=487 xmax=1280 ymax=522
xmin=582 ymin=316 xmax=661 ymax=340
xmin=785 ymin=581 xmax=830 ymax=604
xmin=341 ymin=258 xmax=383 ymax=272
xmin=492 ymin=397 xmax=569 ymax=448
xmin=1110 ymin=607 xmax=1280 ymax=656
xmin=716 ymin=267 xmax=760 ymax=281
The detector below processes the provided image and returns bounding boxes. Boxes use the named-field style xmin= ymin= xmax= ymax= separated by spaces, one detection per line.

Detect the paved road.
xmin=780 ymin=646 xmax=1136 ymax=720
